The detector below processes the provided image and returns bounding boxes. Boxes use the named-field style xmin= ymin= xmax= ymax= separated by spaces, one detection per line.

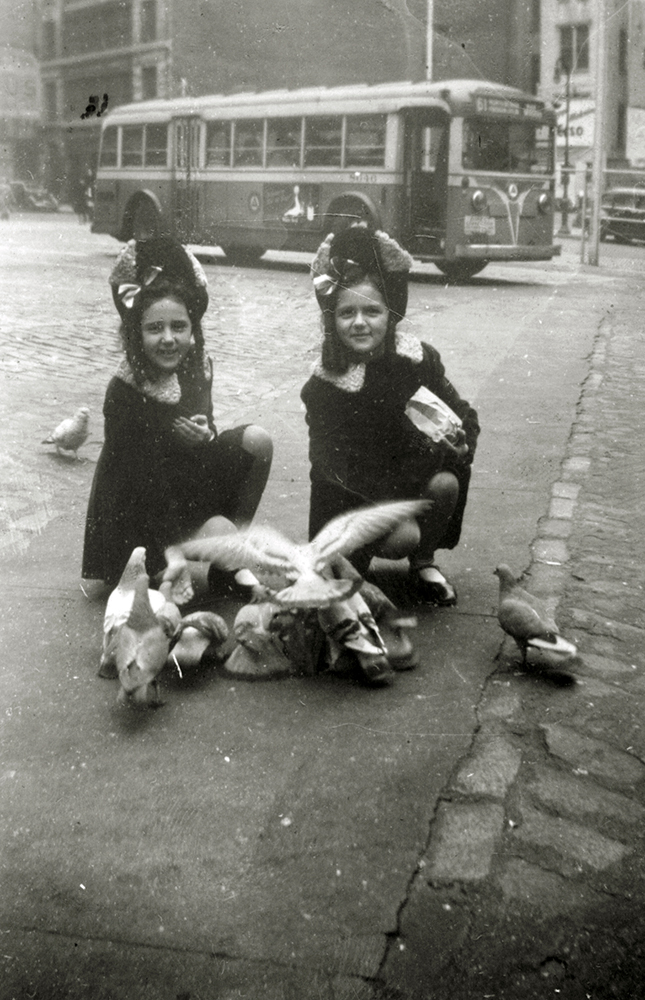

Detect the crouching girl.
xmin=82 ymin=236 xmax=272 ymax=593
xmin=301 ymin=224 xmax=479 ymax=605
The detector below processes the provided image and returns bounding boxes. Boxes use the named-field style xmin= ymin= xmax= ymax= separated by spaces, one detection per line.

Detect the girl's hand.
xmin=438 ymin=428 xmax=469 ymax=463
xmin=172 ymin=414 xmax=214 ymax=447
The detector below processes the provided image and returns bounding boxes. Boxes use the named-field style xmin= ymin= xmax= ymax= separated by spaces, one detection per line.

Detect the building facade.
xmin=539 ymin=0 xmax=645 ymax=201
xmin=0 ymin=0 xmax=41 ymax=184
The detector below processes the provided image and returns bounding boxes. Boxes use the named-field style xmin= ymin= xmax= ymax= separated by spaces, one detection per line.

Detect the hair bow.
xmin=117 ymin=265 xmax=163 ymax=308
xmin=313 ymin=257 xmax=362 ymax=297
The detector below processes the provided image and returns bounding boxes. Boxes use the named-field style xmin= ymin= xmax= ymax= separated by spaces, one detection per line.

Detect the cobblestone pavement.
xmin=381 ymin=269 xmax=645 ymax=998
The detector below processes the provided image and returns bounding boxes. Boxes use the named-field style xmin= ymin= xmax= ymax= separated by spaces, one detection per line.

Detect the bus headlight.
xmin=537 ymin=192 xmax=551 ymax=214
xmin=471 ymin=189 xmax=487 ymax=213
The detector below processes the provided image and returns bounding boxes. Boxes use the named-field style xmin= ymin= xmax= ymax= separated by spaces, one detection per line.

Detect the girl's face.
xmin=141 ymin=296 xmax=193 ymax=374
xmin=334 ymin=281 xmax=389 ymax=360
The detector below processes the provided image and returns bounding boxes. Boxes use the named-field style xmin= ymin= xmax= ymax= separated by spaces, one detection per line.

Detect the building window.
xmin=44 ymin=81 xmax=57 ymax=120
xmin=142 ymin=65 xmax=157 ymax=100
xmin=530 ymin=53 xmax=541 ymax=95
xmin=616 ymin=102 xmax=626 ymax=153
xmin=618 ymin=28 xmax=628 ymax=75
xmin=42 ymin=20 xmax=56 ymax=60
xmin=63 ymin=1 xmax=132 ymax=56
xmin=559 ymin=23 xmax=589 ymax=73
xmin=141 ymin=0 xmax=157 ymax=43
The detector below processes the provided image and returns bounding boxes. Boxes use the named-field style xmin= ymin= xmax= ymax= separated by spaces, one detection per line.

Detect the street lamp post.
xmin=554 ymin=60 xmax=572 ymax=236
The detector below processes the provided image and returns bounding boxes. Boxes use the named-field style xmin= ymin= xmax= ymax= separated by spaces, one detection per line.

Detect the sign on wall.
xmin=556 ymin=98 xmax=594 ymax=147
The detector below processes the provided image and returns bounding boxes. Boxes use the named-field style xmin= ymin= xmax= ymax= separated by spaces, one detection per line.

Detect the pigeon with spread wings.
xmin=494 ymin=564 xmax=577 ymax=667
xmin=177 ymin=500 xmax=430 ymax=609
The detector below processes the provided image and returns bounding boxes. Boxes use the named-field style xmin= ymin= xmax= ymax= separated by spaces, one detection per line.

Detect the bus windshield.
xmin=462 ymin=117 xmax=553 ymax=174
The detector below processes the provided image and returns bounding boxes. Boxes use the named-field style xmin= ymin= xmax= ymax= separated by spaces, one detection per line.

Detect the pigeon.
xmin=115 ymin=574 xmax=173 ymax=706
xmin=177 ymin=500 xmax=430 ymax=609
xmin=223 ymin=602 xmax=295 ymax=679
xmin=494 ymin=564 xmax=577 ymax=666
xmin=318 ymin=588 xmax=393 ymax=685
xmin=169 ymin=611 xmax=229 ymax=673
xmin=100 ymin=547 xmax=180 ymax=677
xmin=42 ymin=406 xmax=90 ymax=458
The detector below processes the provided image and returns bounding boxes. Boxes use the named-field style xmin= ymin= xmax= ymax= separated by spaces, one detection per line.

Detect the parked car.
xmin=9 ymin=181 xmax=59 ymax=213
xmin=600 ymin=187 xmax=645 ymax=243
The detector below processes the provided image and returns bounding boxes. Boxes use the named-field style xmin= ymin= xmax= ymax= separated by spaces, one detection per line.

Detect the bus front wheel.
xmin=437 ymin=261 xmax=487 ymax=282
xmin=223 ymin=245 xmax=266 ymax=266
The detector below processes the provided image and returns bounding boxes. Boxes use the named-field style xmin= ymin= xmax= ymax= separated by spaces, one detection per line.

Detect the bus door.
xmin=171 ymin=117 xmax=201 ymax=240
xmin=403 ymin=109 xmax=449 ymax=254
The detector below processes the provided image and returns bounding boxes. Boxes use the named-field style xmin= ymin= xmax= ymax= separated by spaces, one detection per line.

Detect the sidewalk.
xmin=381 ymin=286 xmax=645 ymax=998
xmin=1 ymin=232 xmax=644 ymax=999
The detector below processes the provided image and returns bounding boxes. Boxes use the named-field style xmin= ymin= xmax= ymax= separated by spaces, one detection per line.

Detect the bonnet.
xmin=311 ymin=224 xmax=413 ymax=320
xmin=109 ymin=237 xmax=209 ymax=321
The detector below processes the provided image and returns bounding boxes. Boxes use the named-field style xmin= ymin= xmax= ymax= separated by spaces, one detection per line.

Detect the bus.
xmin=92 ymin=78 xmax=559 ymax=280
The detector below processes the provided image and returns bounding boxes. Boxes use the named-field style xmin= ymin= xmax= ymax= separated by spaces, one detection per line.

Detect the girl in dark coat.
xmin=82 ymin=237 xmax=272 ymax=591
xmin=300 ymin=225 xmax=479 ymax=604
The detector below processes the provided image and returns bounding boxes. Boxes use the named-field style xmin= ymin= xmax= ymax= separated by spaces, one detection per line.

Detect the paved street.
xmin=1 ymin=214 xmax=644 ymax=999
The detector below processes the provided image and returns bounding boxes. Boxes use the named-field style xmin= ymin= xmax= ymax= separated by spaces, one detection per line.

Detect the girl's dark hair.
xmin=320 ymin=266 xmax=398 ymax=373
xmin=120 ymin=277 xmax=206 ymax=384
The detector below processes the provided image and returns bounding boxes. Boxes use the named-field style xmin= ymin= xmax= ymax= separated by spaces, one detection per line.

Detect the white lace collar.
xmin=312 ymin=330 xmax=424 ymax=392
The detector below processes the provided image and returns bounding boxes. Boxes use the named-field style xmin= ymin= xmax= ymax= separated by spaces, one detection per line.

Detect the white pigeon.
xmin=42 ymin=406 xmax=90 ymax=458
xmin=178 ymin=499 xmax=430 ymax=609
xmin=494 ymin=564 xmax=577 ymax=666
xmin=115 ymin=575 xmax=173 ymax=707
xmin=100 ymin=547 xmax=180 ymax=676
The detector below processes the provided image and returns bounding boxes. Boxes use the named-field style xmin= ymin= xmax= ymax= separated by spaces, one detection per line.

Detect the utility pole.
xmin=426 ymin=0 xmax=433 ymax=80
xmin=588 ymin=0 xmax=607 ymax=265
xmin=554 ymin=59 xmax=572 ymax=236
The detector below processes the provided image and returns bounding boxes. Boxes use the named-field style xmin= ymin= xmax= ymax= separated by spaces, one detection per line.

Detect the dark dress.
xmin=82 ymin=359 xmax=250 ymax=586
xmin=300 ymin=331 xmax=480 ymax=549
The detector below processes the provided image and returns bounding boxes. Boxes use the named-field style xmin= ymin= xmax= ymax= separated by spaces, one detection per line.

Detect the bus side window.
xmin=122 ymin=125 xmax=144 ymax=167
xmin=266 ymin=118 xmax=302 ymax=167
xmin=304 ymin=116 xmax=342 ymax=167
xmin=234 ymin=119 xmax=264 ymax=167
xmin=207 ymin=121 xmax=231 ymax=166
xmin=145 ymin=124 xmax=168 ymax=166
xmin=345 ymin=115 xmax=386 ymax=167
xmin=100 ymin=125 xmax=118 ymax=167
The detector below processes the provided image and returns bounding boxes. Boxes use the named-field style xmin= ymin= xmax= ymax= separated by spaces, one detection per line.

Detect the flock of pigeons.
xmin=41 ymin=408 xmax=578 ymax=708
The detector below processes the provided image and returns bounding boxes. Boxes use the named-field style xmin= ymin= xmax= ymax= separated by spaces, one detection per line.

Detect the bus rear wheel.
xmin=130 ymin=198 xmax=161 ymax=241
xmin=436 ymin=261 xmax=487 ymax=282
xmin=223 ymin=245 xmax=266 ymax=266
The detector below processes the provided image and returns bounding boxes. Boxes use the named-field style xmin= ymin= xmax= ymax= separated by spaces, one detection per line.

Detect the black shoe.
xmin=412 ymin=565 xmax=457 ymax=607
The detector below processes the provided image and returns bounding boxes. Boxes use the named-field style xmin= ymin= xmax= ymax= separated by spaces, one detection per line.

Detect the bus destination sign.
xmin=475 ymin=96 xmax=543 ymax=119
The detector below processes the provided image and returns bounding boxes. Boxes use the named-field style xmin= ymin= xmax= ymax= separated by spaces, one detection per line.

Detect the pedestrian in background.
xmin=82 ymin=237 xmax=273 ymax=592
xmin=301 ymin=224 xmax=479 ymax=604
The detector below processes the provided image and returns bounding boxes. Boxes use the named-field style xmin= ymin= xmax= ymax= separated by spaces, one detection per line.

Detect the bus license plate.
xmin=464 ymin=215 xmax=495 ymax=235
